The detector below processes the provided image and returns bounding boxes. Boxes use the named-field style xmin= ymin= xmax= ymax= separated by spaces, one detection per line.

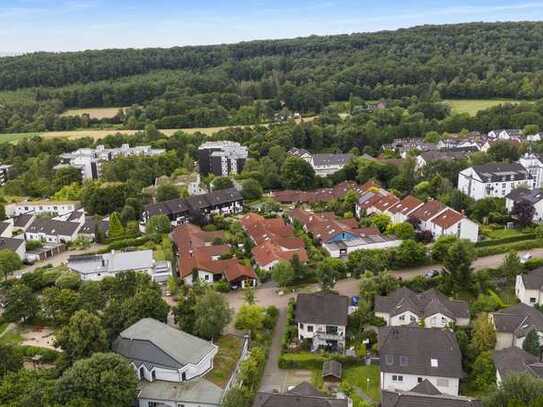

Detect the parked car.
xmin=424 ymin=269 xmax=441 ymax=279
xmin=521 ymin=253 xmax=533 ymax=264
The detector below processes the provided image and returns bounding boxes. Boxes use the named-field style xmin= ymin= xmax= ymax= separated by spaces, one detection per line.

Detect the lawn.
xmin=205 ymin=335 xmax=243 ymax=388
xmin=444 ymin=99 xmax=528 ymax=116
xmin=0 ymin=324 xmax=22 ymax=346
xmin=481 ymin=226 xmax=527 ymax=240
xmin=61 ymin=107 xmax=127 ymax=119
xmin=0 ymin=132 xmax=41 ymax=144
xmin=342 ymin=365 xmax=380 ymax=402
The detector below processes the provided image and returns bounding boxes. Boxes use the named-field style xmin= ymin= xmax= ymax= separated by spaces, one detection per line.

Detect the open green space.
xmin=0 ymin=133 xmax=41 ymax=144
xmin=444 ymin=99 xmax=527 ymax=116
xmin=205 ymin=335 xmax=243 ymax=388
xmin=341 ymin=365 xmax=380 ymax=402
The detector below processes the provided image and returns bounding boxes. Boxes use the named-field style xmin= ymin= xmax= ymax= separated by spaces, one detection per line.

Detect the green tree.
xmin=108 ymin=211 xmax=125 ymax=240
xmin=174 ymin=290 xmax=197 ymax=334
xmin=316 ymin=258 xmax=343 ymax=291
xmin=221 ymin=387 xmax=252 ymax=407
xmin=281 ymin=156 xmax=315 ymax=190
xmin=0 ymin=345 xmax=23 ymax=378
xmin=443 ymin=240 xmax=476 ymax=293
xmin=193 ymin=290 xmax=232 ymax=340
xmin=146 ymin=214 xmax=171 ymax=234
xmin=359 ymin=271 xmax=400 ymax=304
xmin=271 ymin=261 xmax=296 ymax=287
xmin=347 ymin=250 xmax=388 ymax=278
xmin=502 ymin=251 xmax=523 ymax=282
xmin=483 ymin=373 xmax=543 ymax=407
xmin=55 ymin=310 xmax=108 ymax=363
xmin=235 ymin=304 xmax=266 ymax=339
xmin=42 ymin=287 xmax=80 ymax=326
xmin=54 ymin=353 xmax=138 ymax=407
xmin=393 ymin=240 xmax=427 ymax=268
xmin=524 ymin=124 xmax=540 ymax=135
xmin=431 ymin=235 xmax=459 ymax=263
xmin=156 ymin=183 xmax=180 ymax=202
xmin=471 ymin=313 xmax=497 ymax=354
xmin=3 ymin=284 xmax=39 ymax=323
xmin=523 ymin=329 xmax=541 ymax=356
xmin=386 ymin=222 xmax=415 ymax=240
xmin=488 ymin=140 xmax=521 ymax=162
xmin=0 ymin=249 xmax=22 ymax=281
xmin=370 ymin=213 xmax=391 ymax=233
xmin=471 ymin=351 xmax=496 ymax=391
xmin=0 ymin=369 xmax=55 ymax=406
xmin=119 ymin=205 xmax=136 ymax=224
xmin=241 ymin=178 xmax=263 ymax=200
xmin=212 ymin=176 xmax=234 ymax=191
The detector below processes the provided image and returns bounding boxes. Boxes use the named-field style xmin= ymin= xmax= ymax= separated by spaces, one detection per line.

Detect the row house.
xmin=239 ymin=213 xmax=308 ymax=271
xmin=171 ymin=224 xmax=257 ymax=289
xmin=6 ymin=200 xmax=80 ymax=217
xmin=288 ymin=208 xmax=401 ymax=258
xmin=273 ymin=180 xmax=372 ymax=205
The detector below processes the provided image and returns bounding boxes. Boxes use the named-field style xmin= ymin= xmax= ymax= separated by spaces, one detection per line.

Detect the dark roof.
xmin=381 ymin=380 xmax=481 ymax=407
xmin=312 ymin=153 xmax=353 ymax=167
xmin=521 ymin=268 xmax=543 ymax=290
xmin=378 ymin=326 xmax=463 ymax=378
xmin=145 ymin=198 xmax=190 ymax=218
xmin=375 ymin=288 xmax=469 ymax=320
xmin=420 ymin=151 xmax=466 ymax=162
xmin=26 ymin=218 xmax=80 ymax=236
xmin=252 ymin=382 xmax=348 ymax=407
xmin=322 ymin=360 xmax=342 ymax=379
xmin=471 ymin=162 xmax=531 ymax=183
xmin=0 ymin=237 xmax=25 ymax=252
xmin=79 ymin=216 xmax=109 ymax=235
xmin=13 ymin=214 xmax=34 ymax=228
xmin=295 ymin=293 xmax=349 ymax=326
xmin=505 ymin=188 xmax=543 ymax=204
xmin=492 ymin=303 xmax=543 ymax=337
xmin=493 ymin=347 xmax=543 ymax=380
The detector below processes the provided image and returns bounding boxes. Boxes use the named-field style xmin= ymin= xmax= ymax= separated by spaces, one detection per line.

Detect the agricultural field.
xmin=61 ymin=107 xmax=127 ymax=119
xmin=444 ymin=99 xmax=528 ymax=116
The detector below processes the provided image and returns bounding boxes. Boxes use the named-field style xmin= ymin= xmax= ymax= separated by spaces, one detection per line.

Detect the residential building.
xmin=198 ymin=141 xmax=248 ymax=176
xmin=240 ymin=213 xmax=307 ymax=271
xmin=287 ymin=148 xmax=353 ymax=177
xmin=253 ymin=382 xmax=349 ymax=407
xmin=493 ymin=347 xmax=543 ymax=386
xmin=112 ymin=318 xmax=226 ymax=407
xmin=12 ymin=214 xmax=35 ymax=232
xmin=295 ymin=292 xmax=349 ymax=353
xmin=378 ymin=326 xmax=464 ymax=396
xmin=488 ymin=129 xmax=523 ymax=140
xmin=374 ymin=288 xmax=470 ymax=328
xmin=426 ymin=207 xmax=479 ymax=243
xmin=518 ymin=153 xmax=543 ymax=188
xmin=515 ymin=267 xmax=543 ymax=306
xmin=6 ymin=200 xmax=80 ymax=217
xmin=382 ymin=380 xmax=481 ymax=407
xmin=67 ymin=250 xmax=171 ymax=283
xmin=273 ymin=181 xmax=369 ymax=205
xmin=171 ymin=224 xmax=257 ymax=288
xmin=490 ymin=303 xmax=543 ymax=350
xmin=382 ymin=138 xmax=438 ymax=157
xmin=505 ymin=187 xmax=543 ymax=223
xmin=142 ymin=188 xmax=243 ymax=225
xmin=386 ymin=195 xmax=424 ymax=224
xmin=143 ymin=174 xmax=206 ymax=197
xmin=0 ymin=221 xmax=13 ymax=238
xmin=24 ymin=218 xmax=81 ymax=243
xmin=0 ymin=237 xmax=26 ymax=260
xmin=415 ymin=150 xmax=467 ymax=171
xmin=458 ymin=163 xmax=534 ymax=200
xmin=288 ymin=208 xmax=401 ymax=257
xmin=56 ymin=144 xmax=165 ymax=180
xmin=0 ymin=164 xmax=12 ymax=185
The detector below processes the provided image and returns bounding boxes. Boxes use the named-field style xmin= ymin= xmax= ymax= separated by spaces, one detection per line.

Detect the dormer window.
xmin=385 ymin=355 xmax=394 ymax=365
xmin=431 ymin=358 xmax=439 ymax=367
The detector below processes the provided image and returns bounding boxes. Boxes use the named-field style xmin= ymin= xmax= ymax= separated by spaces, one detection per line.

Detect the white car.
xmin=521 ymin=253 xmax=533 ymax=264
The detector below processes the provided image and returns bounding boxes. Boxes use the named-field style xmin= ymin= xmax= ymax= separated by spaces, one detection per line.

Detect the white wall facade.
xmin=458 ymin=168 xmax=534 ymax=200
xmin=183 ymin=270 xmax=216 ymax=286
xmin=25 ymin=231 xmax=78 ymax=244
xmin=428 ymin=217 xmax=479 ymax=243
xmin=381 ymin=372 xmax=460 ymax=396
xmin=516 ymin=275 xmax=543 ymax=306
xmin=6 ymin=202 xmax=79 ymax=217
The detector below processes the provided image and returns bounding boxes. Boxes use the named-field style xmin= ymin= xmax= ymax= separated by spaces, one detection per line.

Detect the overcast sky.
xmin=2 ymin=0 xmax=543 ymax=52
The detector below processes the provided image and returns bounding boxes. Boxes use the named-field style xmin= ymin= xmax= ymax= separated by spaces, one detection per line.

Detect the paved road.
xmin=226 ymin=248 xmax=542 ymax=392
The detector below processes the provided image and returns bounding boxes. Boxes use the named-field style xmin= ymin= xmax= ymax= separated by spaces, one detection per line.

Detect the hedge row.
xmin=476 ymin=239 xmax=543 ymax=257
xmin=476 ymin=233 xmax=537 ymax=248
xmin=103 ymin=235 xmax=156 ymax=251
xmin=278 ymin=352 xmax=362 ymax=369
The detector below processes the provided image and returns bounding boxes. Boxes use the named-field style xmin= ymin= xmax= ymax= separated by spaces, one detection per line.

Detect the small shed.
xmin=322 ymin=360 xmax=342 ymax=383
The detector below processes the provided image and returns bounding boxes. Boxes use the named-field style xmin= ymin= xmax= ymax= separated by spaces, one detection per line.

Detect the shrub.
xmin=278 ymin=352 xmax=361 ymax=369
xmin=476 ymin=233 xmax=537 ymax=248
xmin=213 ymin=280 xmax=230 ymax=293
xmin=18 ymin=345 xmax=59 ymax=363
xmin=476 ymin=239 xmax=543 ymax=257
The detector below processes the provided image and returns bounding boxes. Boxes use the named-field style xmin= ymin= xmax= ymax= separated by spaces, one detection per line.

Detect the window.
xmin=531 ymin=297 xmax=537 ymax=304
xmin=307 ymin=325 xmax=313 ymax=333
xmin=410 ymin=316 xmax=416 ymax=322
xmin=299 ymin=323 xmax=304 ymax=329
xmin=204 ymin=274 xmax=209 ymax=281
xmin=148 ymin=402 xmax=160 ymax=407
xmin=437 ymin=378 xmax=449 ymax=387
xmin=418 ymin=377 xmax=423 ymax=383
xmin=399 ymin=315 xmax=405 ymax=321
xmin=392 ymin=375 xmax=403 ymax=382
xmin=385 ymin=355 xmax=394 ymax=365
xmin=399 ymin=356 xmax=408 ymax=367
xmin=431 ymin=359 xmax=439 ymax=367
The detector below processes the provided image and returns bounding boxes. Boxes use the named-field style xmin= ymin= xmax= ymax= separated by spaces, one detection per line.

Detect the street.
xmin=225 ymin=247 xmax=542 ymax=392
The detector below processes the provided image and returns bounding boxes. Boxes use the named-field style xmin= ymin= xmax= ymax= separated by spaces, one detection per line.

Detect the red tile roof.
xmin=252 ymin=240 xmax=308 ymax=268
xmin=272 ymin=181 xmax=366 ymax=204
xmin=409 ymin=200 xmax=446 ymax=222
xmin=430 ymin=208 xmax=465 ymax=229
xmin=388 ymin=195 xmax=423 ymax=215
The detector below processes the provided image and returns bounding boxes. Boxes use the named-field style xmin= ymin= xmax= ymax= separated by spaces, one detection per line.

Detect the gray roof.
xmin=378 ymin=326 xmax=464 ymax=378
xmin=521 ymin=268 xmax=543 ymax=290
xmin=471 ymin=162 xmax=531 ymax=183
xmin=253 ymin=382 xmax=348 ymax=407
xmin=26 ymin=218 xmax=80 ymax=236
xmin=505 ymin=188 xmax=543 ymax=204
xmin=78 ymin=216 xmax=109 ymax=235
xmin=68 ymin=250 xmax=154 ymax=275
xmin=492 ymin=303 xmax=543 ymax=337
xmin=381 ymin=380 xmax=481 ymax=407
xmin=113 ymin=318 xmax=217 ymax=367
xmin=138 ymin=378 xmax=223 ymax=405
xmin=0 ymin=222 xmax=10 ymax=236
xmin=420 ymin=151 xmax=467 ymax=162
xmin=13 ymin=214 xmax=34 ymax=228
xmin=375 ymin=288 xmax=469 ymax=320
xmin=295 ymin=293 xmax=349 ymax=326
xmin=322 ymin=360 xmax=342 ymax=379
xmin=312 ymin=153 xmax=353 ymax=167
xmin=0 ymin=237 xmax=25 ymax=252
xmin=493 ymin=347 xmax=543 ymax=380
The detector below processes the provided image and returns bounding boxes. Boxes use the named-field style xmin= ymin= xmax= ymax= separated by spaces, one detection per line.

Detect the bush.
xmin=105 ymin=235 xmax=153 ymax=251
xmin=213 ymin=280 xmax=230 ymax=293
xmin=278 ymin=352 xmax=361 ymax=369
xmin=476 ymin=233 xmax=536 ymax=248
xmin=476 ymin=239 xmax=543 ymax=257
xmin=18 ymin=345 xmax=59 ymax=363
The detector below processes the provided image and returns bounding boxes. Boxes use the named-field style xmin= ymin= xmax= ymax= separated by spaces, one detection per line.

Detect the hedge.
xmin=476 ymin=233 xmax=537 ymax=248
xmin=103 ymin=235 xmax=155 ymax=251
xmin=18 ymin=345 xmax=59 ymax=363
xmin=278 ymin=352 xmax=362 ymax=369
xmin=476 ymin=239 xmax=543 ymax=257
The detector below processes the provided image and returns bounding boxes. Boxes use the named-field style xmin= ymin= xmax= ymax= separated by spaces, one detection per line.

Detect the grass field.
xmin=205 ymin=335 xmax=243 ymax=388
xmin=61 ymin=107 xmax=127 ymax=119
xmin=444 ymin=99 xmax=528 ymax=116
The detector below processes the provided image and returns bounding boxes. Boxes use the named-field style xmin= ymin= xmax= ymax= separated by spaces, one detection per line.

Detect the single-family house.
xmin=379 ymin=326 xmax=464 ymax=396
xmin=112 ymin=318 xmax=224 ymax=407
xmin=287 ymin=149 xmax=353 ymax=177
xmin=516 ymin=267 xmax=543 ymax=306
xmin=374 ymin=288 xmax=470 ymax=328
xmin=415 ymin=151 xmax=467 ymax=171
xmin=427 ymin=208 xmax=479 ymax=243
xmin=490 ymin=303 xmax=543 ymax=350
xmin=253 ymin=382 xmax=349 ymax=407
xmin=493 ymin=347 xmax=543 ymax=386
xmin=381 ymin=380 xmax=481 ymax=407
xmin=505 ymin=188 xmax=543 ymax=223
xmin=295 ymin=293 xmax=349 ymax=353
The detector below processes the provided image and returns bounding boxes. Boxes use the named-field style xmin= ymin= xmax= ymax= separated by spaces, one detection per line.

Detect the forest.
xmin=3 ymin=22 xmax=543 ymax=133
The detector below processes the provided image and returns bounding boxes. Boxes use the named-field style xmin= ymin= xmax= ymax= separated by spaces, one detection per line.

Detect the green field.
xmin=444 ymin=99 xmax=528 ymax=116
xmin=0 ymin=133 xmax=41 ymax=144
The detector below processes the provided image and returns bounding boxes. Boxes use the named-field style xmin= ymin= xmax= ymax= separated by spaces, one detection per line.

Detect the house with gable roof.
xmin=382 ymin=380 xmax=481 ymax=407
xmin=490 ymin=303 xmax=543 ymax=350
xmin=505 ymin=187 xmax=543 ymax=223
xmin=516 ymin=267 xmax=543 ymax=306
xmin=253 ymin=382 xmax=349 ymax=407
xmin=375 ymin=288 xmax=470 ymax=328
xmin=493 ymin=347 xmax=543 ymax=386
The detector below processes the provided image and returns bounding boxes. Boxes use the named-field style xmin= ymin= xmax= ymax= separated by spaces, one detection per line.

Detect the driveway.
xmin=227 ymin=248 xmax=542 ymax=392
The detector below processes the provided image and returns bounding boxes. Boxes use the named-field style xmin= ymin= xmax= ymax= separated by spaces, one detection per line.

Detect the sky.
xmin=2 ymin=0 xmax=543 ymax=53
